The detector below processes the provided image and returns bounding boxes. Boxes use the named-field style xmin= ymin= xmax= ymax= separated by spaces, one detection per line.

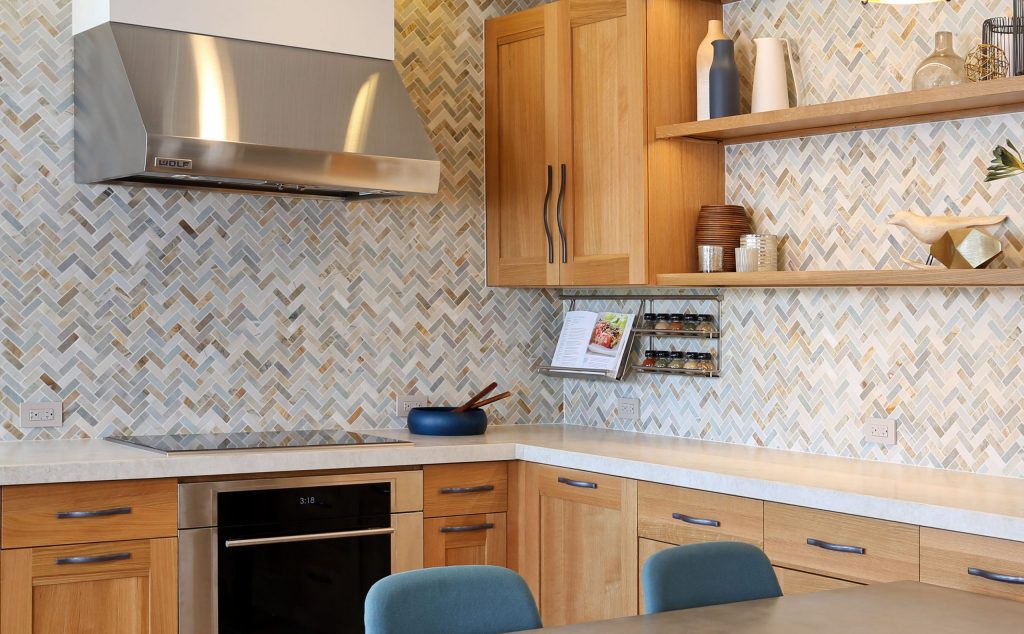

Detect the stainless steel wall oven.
xmin=179 ymin=472 xmax=423 ymax=633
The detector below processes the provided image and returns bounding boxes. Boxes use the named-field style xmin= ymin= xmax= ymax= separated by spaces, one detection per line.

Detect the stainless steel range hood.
xmin=74 ymin=23 xmax=440 ymax=200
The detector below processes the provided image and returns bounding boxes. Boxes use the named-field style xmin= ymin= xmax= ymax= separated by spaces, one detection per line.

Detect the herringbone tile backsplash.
xmin=0 ymin=0 xmax=561 ymax=440
xmin=565 ymin=0 xmax=1024 ymax=478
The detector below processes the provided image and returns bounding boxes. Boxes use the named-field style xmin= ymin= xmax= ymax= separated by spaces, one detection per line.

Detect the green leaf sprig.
xmin=986 ymin=140 xmax=1024 ymax=182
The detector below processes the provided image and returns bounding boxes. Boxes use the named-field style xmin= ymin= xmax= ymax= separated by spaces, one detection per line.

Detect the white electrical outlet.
xmin=862 ymin=418 xmax=897 ymax=446
xmin=20 ymin=401 xmax=63 ymax=429
xmin=396 ymin=395 xmax=428 ymax=418
xmin=617 ymin=398 xmax=640 ymax=422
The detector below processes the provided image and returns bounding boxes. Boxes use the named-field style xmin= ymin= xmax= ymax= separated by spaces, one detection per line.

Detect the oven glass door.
xmin=217 ymin=483 xmax=393 ymax=633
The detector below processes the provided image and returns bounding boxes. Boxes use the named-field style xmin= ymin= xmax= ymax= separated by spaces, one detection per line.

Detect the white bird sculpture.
xmin=888 ymin=211 xmax=1007 ymax=245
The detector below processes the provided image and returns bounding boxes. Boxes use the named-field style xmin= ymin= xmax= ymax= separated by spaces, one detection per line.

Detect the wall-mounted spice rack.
xmin=536 ymin=292 xmax=724 ymax=381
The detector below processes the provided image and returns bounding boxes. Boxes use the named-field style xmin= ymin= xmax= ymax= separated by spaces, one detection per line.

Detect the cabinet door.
xmin=556 ymin=0 xmax=647 ymax=286
xmin=485 ymin=5 xmax=560 ymax=287
xmin=424 ymin=513 xmax=507 ymax=568
xmin=0 ymin=538 xmax=177 ymax=634
xmin=523 ymin=464 xmax=638 ymax=627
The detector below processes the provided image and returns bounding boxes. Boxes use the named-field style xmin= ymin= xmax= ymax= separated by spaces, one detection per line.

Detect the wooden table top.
xmin=523 ymin=582 xmax=1024 ymax=633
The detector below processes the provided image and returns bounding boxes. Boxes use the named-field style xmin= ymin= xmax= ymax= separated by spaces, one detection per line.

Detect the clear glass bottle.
xmin=912 ymin=32 xmax=966 ymax=91
xmin=696 ymin=315 xmax=717 ymax=334
xmin=698 ymin=353 xmax=716 ymax=374
xmin=683 ymin=352 xmax=702 ymax=371
xmin=668 ymin=315 xmax=685 ymax=331
xmin=642 ymin=313 xmax=658 ymax=330
xmin=642 ymin=351 xmax=658 ymax=368
xmin=682 ymin=314 xmax=699 ymax=332
xmin=654 ymin=351 xmax=671 ymax=369
xmin=654 ymin=314 xmax=672 ymax=331
xmin=668 ymin=351 xmax=687 ymax=369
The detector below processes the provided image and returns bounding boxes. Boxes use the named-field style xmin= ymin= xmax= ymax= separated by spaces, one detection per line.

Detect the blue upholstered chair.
xmin=365 ymin=565 xmax=542 ymax=634
xmin=642 ymin=541 xmax=782 ymax=614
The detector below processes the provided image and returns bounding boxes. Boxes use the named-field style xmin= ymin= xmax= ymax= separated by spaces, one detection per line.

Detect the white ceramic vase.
xmin=696 ymin=20 xmax=726 ymax=121
xmin=751 ymin=37 xmax=795 ymax=114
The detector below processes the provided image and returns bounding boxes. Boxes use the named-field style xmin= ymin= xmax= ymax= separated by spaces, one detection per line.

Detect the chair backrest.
xmin=365 ymin=565 xmax=543 ymax=634
xmin=642 ymin=541 xmax=782 ymax=614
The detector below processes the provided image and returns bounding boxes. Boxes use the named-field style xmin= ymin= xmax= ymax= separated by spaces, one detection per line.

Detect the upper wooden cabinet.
xmin=485 ymin=0 xmax=725 ymax=287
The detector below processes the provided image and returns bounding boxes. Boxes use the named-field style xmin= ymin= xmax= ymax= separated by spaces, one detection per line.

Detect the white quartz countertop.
xmin=2 ymin=425 xmax=1023 ymax=541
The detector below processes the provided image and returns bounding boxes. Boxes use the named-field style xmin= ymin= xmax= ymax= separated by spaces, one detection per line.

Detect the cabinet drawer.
xmin=764 ymin=503 xmax=919 ymax=584
xmin=423 ymin=462 xmax=508 ymax=518
xmin=638 ymin=482 xmax=762 ymax=547
xmin=2 ymin=479 xmax=177 ymax=548
xmin=921 ymin=528 xmax=1024 ymax=602
xmin=424 ymin=513 xmax=507 ymax=568
xmin=774 ymin=566 xmax=862 ymax=595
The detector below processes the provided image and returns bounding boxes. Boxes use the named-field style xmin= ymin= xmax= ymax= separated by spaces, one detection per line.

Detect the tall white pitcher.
xmin=752 ymin=38 xmax=796 ymax=114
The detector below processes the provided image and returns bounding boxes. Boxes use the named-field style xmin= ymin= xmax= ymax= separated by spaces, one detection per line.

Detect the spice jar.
xmin=642 ymin=313 xmax=658 ymax=330
xmin=697 ymin=353 xmax=716 ymax=373
xmin=696 ymin=315 xmax=717 ymax=334
xmin=654 ymin=314 xmax=672 ymax=330
xmin=654 ymin=351 xmax=671 ymax=368
xmin=668 ymin=314 xmax=685 ymax=331
xmin=641 ymin=351 xmax=658 ymax=368
xmin=683 ymin=352 xmax=702 ymax=371
xmin=668 ymin=351 xmax=687 ymax=369
xmin=681 ymin=314 xmax=699 ymax=332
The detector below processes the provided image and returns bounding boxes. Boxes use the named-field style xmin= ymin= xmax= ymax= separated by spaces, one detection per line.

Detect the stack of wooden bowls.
xmin=695 ymin=205 xmax=751 ymax=272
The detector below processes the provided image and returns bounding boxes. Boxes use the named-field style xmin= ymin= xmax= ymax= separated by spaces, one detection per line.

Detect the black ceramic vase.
xmin=709 ymin=39 xmax=740 ymax=119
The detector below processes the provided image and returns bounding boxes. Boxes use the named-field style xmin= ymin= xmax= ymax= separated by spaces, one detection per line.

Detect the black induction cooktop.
xmin=105 ymin=429 xmax=411 ymax=454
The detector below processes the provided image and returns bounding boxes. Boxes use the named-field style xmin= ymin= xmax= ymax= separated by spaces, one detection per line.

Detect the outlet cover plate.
xmin=20 ymin=401 xmax=63 ymax=429
xmin=617 ymin=398 xmax=640 ymax=422
xmin=862 ymin=418 xmax=897 ymax=446
xmin=396 ymin=395 xmax=428 ymax=418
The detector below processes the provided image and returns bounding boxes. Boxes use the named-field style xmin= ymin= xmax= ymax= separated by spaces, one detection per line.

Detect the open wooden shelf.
xmin=655 ymin=269 xmax=1024 ymax=288
xmin=656 ymin=77 xmax=1024 ymax=145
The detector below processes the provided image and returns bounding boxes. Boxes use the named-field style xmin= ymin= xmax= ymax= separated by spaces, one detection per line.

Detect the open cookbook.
xmin=551 ymin=311 xmax=636 ymax=374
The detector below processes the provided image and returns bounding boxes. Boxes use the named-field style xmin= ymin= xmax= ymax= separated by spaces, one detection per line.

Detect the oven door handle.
xmin=224 ymin=527 xmax=395 ymax=548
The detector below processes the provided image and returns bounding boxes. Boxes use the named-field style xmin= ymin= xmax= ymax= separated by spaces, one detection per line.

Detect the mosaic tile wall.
xmin=0 ymin=0 xmax=561 ymax=440
xmin=564 ymin=0 xmax=1024 ymax=478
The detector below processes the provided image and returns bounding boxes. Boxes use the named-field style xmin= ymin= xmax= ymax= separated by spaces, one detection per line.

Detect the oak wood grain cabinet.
xmin=424 ymin=513 xmax=508 ymax=568
xmin=422 ymin=463 xmax=510 ymax=570
xmin=921 ymin=528 xmax=1024 ymax=602
xmin=521 ymin=463 xmax=638 ymax=626
xmin=1 ymin=538 xmax=177 ymax=634
xmin=0 ymin=479 xmax=179 ymax=634
xmin=764 ymin=502 xmax=920 ymax=585
xmin=485 ymin=0 xmax=725 ymax=287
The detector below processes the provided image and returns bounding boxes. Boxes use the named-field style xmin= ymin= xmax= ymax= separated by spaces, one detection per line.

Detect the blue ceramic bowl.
xmin=407 ymin=407 xmax=488 ymax=436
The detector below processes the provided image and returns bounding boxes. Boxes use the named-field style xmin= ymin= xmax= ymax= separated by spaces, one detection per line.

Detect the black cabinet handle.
xmin=672 ymin=513 xmax=720 ymax=528
xmin=439 ymin=485 xmax=495 ymax=495
xmin=555 ymin=163 xmax=567 ymax=264
xmin=543 ymin=165 xmax=554 ymax=264
xmin=558 ymin=477 xmax=597 ymax=489
xmin=968 ymin=567 xmax=1024 ymax=585
xmin=56 ymin=552 xmax=132 ymax=566
xmin=56 ymin=507 xmax=132 ymax=519
xmin=806 ymin=538 xmax=865 ymax=555
xmin=440 ymin=523 xmax=495 ymax=534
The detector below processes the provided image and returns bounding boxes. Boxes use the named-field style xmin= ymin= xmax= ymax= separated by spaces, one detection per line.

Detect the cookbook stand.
xmin=535 ymin=292 xmax=724 ymax=382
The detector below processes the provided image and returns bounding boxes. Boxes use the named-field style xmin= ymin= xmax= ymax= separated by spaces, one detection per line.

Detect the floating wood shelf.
xmin=656 ymin=77 xmax=1024 ymax=145
xmin=655 ymin=269 xmax=1024 ymax=288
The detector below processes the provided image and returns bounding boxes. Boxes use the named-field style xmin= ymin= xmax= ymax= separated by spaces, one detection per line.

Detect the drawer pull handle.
xmin=672 ymin=513 xmax=721 ymax=528
xmin=56 ymin=552 xmax=132 ymax=566
xmin=968 ymin=567 xmax=1024 ymax=585
xmin=806 ymin=538 xmax=865 ymax=555
xmin=558 ymin=477 xmax=597 ymax=490
xmin=440 ymin=523 xmax=495 ymax=534
xmin=439 ymin=485 xmax=495 ymax=495
xmin=57 ymin=507 xmax=132 ymax=519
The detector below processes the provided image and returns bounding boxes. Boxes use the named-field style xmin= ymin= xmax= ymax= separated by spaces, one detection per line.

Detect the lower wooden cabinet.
xmin=921 ymin=528 xmax=1024 ymax=602
xmin=774 ymin=566 xmax=861 ymax=595
xmin=424 ymin=513 xmax=507 ymax=568
xmin=0 ymin=537 xmax=177 ymax=634
xmin=522 ymin=464 xmax=638 ymax=627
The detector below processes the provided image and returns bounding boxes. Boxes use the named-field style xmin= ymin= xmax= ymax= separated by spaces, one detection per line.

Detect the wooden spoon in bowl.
xmin=453 ymin=382 xmax=498 ymax=413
